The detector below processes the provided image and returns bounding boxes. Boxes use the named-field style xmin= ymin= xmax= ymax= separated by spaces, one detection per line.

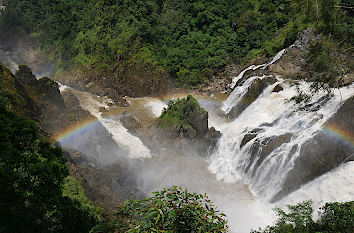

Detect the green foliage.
xmin=252 ymin=200 xmax=354 ymax=233
xmin=0 ymin=0 xmax=315 ymax=86
xmin=0 ymin=84 xmax=98 ymax=232
xmin=159 ymin=95 xmax=204 ymax=127
xmin=63 ymin=176 xmax=104 ymax=221
xmin=1 ymin=0 xmax=352 ymax=87
xmin=306 ymin=38 xmax=342 ymax=90
xmin=317 ymin=201 xmax=354 ymax=232
xmin=116 ymin=186 xmax=228 ymax=232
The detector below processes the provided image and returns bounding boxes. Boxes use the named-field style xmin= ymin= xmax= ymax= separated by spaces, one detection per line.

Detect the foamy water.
xmin=210 ymin=79 xmax=354 ymax=200
xmin=64 ymin=88 xmax=152 ymax=159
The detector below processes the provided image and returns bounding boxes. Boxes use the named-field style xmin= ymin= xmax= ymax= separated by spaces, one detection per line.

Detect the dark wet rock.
xmin=204 ymin=127 xmax=222 ymax=153
xmin=99 ymin=106 xmax=108 ymax=113
xmin=256 ymin=133 xmax=293 ymax=167
xmin=54 ymin=64 xmax=173 ymax=102
xmin=120 ymin=115 xmax=143 ymax=133
xmin=324 ymin=96 xmax=354 ymax=134
xmin=241 ymin=133 xmax=258 ymax=148
xmin=271 ymin=96 xmax=354 ymax=202
xmin=245 ymin=133 xmax=293 ymax=174
xmin=227 ymin=77 xmax=277 ymax=119
xmin=272 ymin=84 xmax=284 ymax=92
xmin=188 ymin=108 xmax=209 ymax=138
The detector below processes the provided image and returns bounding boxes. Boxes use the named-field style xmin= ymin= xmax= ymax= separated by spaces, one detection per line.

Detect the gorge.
xmin=1 ymin=30 xmax=353 ymax=232
xmin=0 ymin=1 xmax=353 ymax=232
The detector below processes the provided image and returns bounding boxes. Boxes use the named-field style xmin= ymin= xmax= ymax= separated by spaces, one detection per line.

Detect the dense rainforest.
xmin=1 ymin=0 xmax=353 ymax=86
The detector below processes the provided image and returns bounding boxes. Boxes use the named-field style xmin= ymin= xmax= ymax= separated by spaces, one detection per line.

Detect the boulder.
xmin=120 ymin=115 xmax=143 ymax=132
xmin=272 ymin=84 xmax=283 ymax=92
xmin=240 ymin=133 xmax=258 ymax=148
xmin=99 ymin=106 xmax=108 ymax=113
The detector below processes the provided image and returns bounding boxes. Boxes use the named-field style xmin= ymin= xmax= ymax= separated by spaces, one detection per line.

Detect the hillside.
xmin=1 ymin=0 xmax=352 ymax=92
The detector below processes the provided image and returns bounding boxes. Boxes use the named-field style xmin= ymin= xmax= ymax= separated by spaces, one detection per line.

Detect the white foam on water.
xmin=278 ymin=161 xmax=354 ymax=209
xmin=144 ymin=99 xmax=168 ymax=117
xmin=58 ymin=82 xmax=69 ymax=92
xmin=229 ymin=49 xmax=285 ymax=89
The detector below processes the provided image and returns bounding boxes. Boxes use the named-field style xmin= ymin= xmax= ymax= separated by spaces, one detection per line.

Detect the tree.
xmin=321 ymin=0 xmax=336 ymax=33
xmin=0 ymin=89 xmax=97 ymax=233
xmin=114 ymin=186 xmax=228 ymax=232
xmin=252 ymin=200 xmax=354 ymax=233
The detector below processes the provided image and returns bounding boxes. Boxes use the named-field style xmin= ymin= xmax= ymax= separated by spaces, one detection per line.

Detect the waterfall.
xmin=228 ymin=49 xmax=285 ymax=89
xmin=61 ymin=87 xmax=152 ymax=160
xmin=209 ymin=56 xmax=354 ymax=201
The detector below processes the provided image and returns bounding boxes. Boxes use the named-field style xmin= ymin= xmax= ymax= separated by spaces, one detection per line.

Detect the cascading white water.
xmin=209 ymin=64 xmax=354 ymax=201
xmin=60 ymin=87 xmax=153 ymax=159
xmin=279 ymin=161 xmax=354 ymax=210
xmin=229 ymin=49 xmax=285 ymax=89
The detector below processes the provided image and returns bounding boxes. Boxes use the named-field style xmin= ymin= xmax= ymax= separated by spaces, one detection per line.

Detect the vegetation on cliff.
xmin=1 ymin=0 xmax=352 ymax=86
xmin=0 ymin=67 xmax=98 ymax=233
xmin=159 ymin=95 xmax=205 ymax=128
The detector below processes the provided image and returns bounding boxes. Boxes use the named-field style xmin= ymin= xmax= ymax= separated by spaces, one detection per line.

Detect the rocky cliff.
xmin=1 ymin=63 xmax=142 ymax=214
xmin=121 ymin=95 xmax=221 ymax=157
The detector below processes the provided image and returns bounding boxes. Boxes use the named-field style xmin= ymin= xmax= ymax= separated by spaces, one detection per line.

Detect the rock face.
xmin=2 ymin=63 xmax=142 ymax=214
xmin=267 ymin=28 xmax=319 ymax=79
xmin=272 ymin=84 xmax=283 ymax=92
xmin=64 ymin=149 xmax=143 ymax=217
xmin=0 ymin=62 xmax=40 ymax=118
xmin=130 ymin=96 xmax=222 ymax=157
xmin=272 ymin=97 xmax=354 ymax=202
xmin=12 ymin=65 xmax=127 ymax=166
xmin=54 ymin=64 xmax=173 ymax=104
xmin=243 ymin=133 xmax=293 ymax=174
xmin=227 ymin=77 xmax=277 ymax=119
xmin=120 ymin=114 xmax=143 ymax=133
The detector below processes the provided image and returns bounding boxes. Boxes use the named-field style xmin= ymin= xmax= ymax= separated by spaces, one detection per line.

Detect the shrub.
xmin=116 ymin=186 xmax=228 ymax=232
xmin=158 ymin=95 xmax=204 ymax=127
xmin=252 ymin=201 xmax=354 ymax=233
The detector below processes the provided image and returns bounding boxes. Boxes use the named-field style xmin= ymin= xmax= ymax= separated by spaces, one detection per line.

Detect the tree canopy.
xmin=2 ymin=0 xmax=351 ymax=86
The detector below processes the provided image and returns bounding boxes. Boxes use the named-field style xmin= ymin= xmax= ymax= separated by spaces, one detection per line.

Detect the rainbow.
xmin=53 ymin=116 xmax=100 ymax=143
xmin=323 ymin=123 xmax=354 ymax=148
